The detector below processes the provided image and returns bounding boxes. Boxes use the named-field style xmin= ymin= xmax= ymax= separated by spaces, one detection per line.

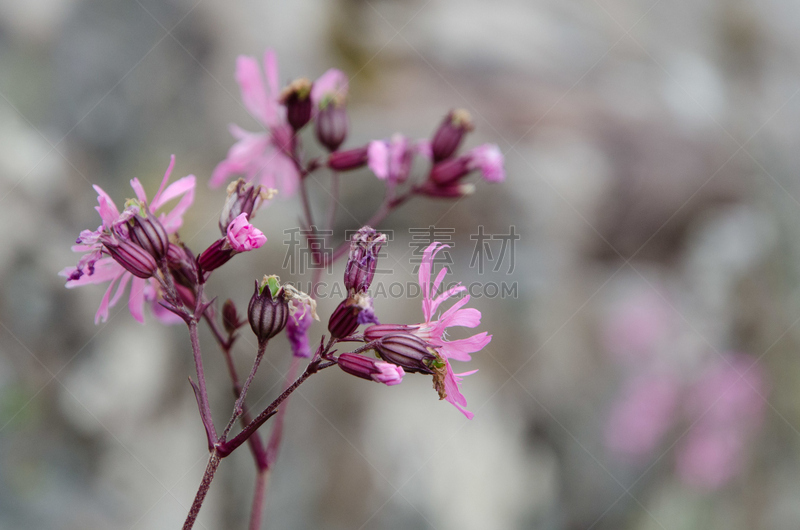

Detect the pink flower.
xmin=211 ymin=50 xmax=300 ymax=196
xmin=374 ymin=361 xmax=405 ymax=386
xmin=676 ymin=354 xmax=765 ymax=490
xmin=605 ymin=373 xmax=680 ymax=459
xmin=59 ymin=156 xmax=196 ymax=324
xmin=225 ymin=213 xmax=266 ymax=252
xmin=414 ymin=242 xmax=491 ymax=419
xmin=311 ymin=68 xmax=349 ymax=109
xmin=467 ymin=144 xmax=505 ymax=182
xmin=367 ymin=134 xmax=415 ymax=183
xmin=286 ymin=299 xmax=314 ymax=358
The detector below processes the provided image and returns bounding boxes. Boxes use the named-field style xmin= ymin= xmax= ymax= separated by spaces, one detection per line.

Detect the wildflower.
xmin=286 ymin=298 xmax=314 ymax=358
xmin=676 ymin=354 xmax=765 ymax=490
xmin=198 ymin=213 xmax=266 ymax=274
xmin=59 ymin=156 xmax=196 ymax=324
xmin=328 ymin=293 xmax=378 ymax=339
xmin=466 ymin=144 xmax=505 ymax=182
xmin=312 ymin=68 xmax=349 ymax=151
xmin=210 ymin=50 xmax=300 ymax=196
xmin=337 ymin=353 xmax=404 ymax=386
xmin=365 ymin=242 xmax=490 ymax=418
xmin=367 ymin=134 xmax=415 ymax=183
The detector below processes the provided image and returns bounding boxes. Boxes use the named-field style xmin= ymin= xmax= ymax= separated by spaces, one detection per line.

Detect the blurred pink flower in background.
xmin=676 ymin=353 xmax=766 ymax=490
xmin=211 ymin=49 xmax=299 ymax=195
xmin=603 ymin=289 xmax=673 ymax=362
xmin=605 ymin=373 xmax=680 ymax=459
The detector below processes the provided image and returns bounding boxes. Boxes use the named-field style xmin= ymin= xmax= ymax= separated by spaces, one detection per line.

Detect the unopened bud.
xmin=248 ymin=275 xmax=289 ymax=344
xmin=430 ymin=109 xmax=474 ymax=162
xmin=373 ymin=333 xmax=436 ymax=374
xmin=429 ymin=156 xmax=471 ymax=186
xmin=416 ymin=182 xmax=475 ymax=199
xmin=327 ymin=292 xmax=378 ymax=339
xmin=222 ymin=299 xmax=240 ymax=335
xmin=281 ymin=78 xmax=313 ymax=131
xmin=327 ymin=146 xmax=369 ymax=171
xmin=197 ymin=239 xmax=234 ymax=274
xmin=337 ymin=353 xmax=404 ymax=386
xmin=364 ymin=324 xmax=420 ymax=342
xmin=100 ymin=234 xmax=158 ymax=279
xmin=129 ymin=214 xmax=169 ymax=261
xmin=343 ymin=226 xmax=387 ymax=293
xmin=315 ymin=104 xmax=348 ymax=152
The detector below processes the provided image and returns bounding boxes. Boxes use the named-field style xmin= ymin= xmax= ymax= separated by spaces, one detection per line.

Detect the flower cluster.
xmin=60 ymin=47 xmax=503 ymax=529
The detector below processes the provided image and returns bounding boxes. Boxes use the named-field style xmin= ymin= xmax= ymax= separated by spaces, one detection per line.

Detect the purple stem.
xmin=187 ymin=306 xmax=218 ymax=448
xmin=221 ymin=341 xmax=268 ymax=441
xmin=218 ymin=360 xmax=336 ymax=457
xmin=249 ymin=469 xmax=269 ymax=530
xmin=182 ymin=450 xmax=221 ymax=530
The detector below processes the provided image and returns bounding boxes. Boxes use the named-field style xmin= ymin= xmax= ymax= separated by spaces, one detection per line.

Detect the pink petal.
xmin=152 ymin=174 xmax=195 ymax=211
xmin=264 ymin=49 xmax=280 ymax=108
xmin=95 ymin=273 xmax=121 ymax=324
xmin=312 ymin=68 xmax=349 ymax=107
xmin=128 ymin=277 xmax=147 ymax=324
xmin=367 ymin=140 xmax=389 ymax=180
xmin=439 ymin=332 xmax=491 ymax=363
xmin=429 ymin=284 xmax=466 ymax=317
xmin=93 ymin=185 xmax=120 ymax=228
xmin=443 ymin=364 xmax=475 ymax=419
xmin=236 ymin=55 xmax=271 ymax=126
xmin=64 ymin=259 xmax=123 ymax=288
xmin=152 ymin=154 xmax=176 ymax=206
xmin=129 ymin=178 xmax=148 ymax=203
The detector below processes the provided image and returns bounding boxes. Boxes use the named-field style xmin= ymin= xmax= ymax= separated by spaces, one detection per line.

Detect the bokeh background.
xmin=2 ymin=0 xmax=800 ymax=528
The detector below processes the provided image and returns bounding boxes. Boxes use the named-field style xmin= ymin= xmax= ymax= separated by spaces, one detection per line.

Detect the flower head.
xmin=211 ymin=50 xmax=300 ymax=196
xmin=367 ymin=134 xmax=415 ymax=183
xmin=60 ymin=156 xmax=196 ymax=324
xmin=226 ymin=213 xmax=267 ymax=252
xmin=467 ymin=144 xmax=505 ymax=182
xmin=365 ymin=242 xmax=490 ymax=418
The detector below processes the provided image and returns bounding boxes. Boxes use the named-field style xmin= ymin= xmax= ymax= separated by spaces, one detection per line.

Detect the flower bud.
xmin=197 ymin=239 xmax=234 ymax=274
xmin=373 ymin=333 xmax=436 ymax=374
xmin=343 ymin=227 xmax=387 ymax=293
xmin=430 ymin=109 xmax=474 ymax=162
xmin=415 ymin=182 xmax=475 ymax=199
xmin=364 ymin=323 xmax=420 ymax=342
xmin=281 ymin=78 xmax=313 ymax=131
xmin=222 ymin=299 xmax=240 ymax=335
xmin=226 ymin=213 xmax=267 ymax=252
xmin=99 ymin=234 xmax=158 ymax=279
xmin=248 ymin=276 xmax=289 ymax=344
xmin=328 ymin=299 xmax=360 ymax=339
xmin=129 ymin=214 xmax=169 ymax=261
xmin=327 ymin=146 xmax=369 ymax=171
xmin=429 ymin=156 xmax=470 ymax=186
xmin=337 ymin=353 xmax=404 ymax=386
xmin=327 ymin=292 xmax=378 ymax=339
xmin=219 ymin=179 xmax=262 ymax=235
xmin=315 ymin=104 xmax=348 ymax=152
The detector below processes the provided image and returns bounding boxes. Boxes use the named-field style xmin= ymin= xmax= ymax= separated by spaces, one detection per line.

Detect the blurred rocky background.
xmin=3 ymin=0 xmax=800 ymax=528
